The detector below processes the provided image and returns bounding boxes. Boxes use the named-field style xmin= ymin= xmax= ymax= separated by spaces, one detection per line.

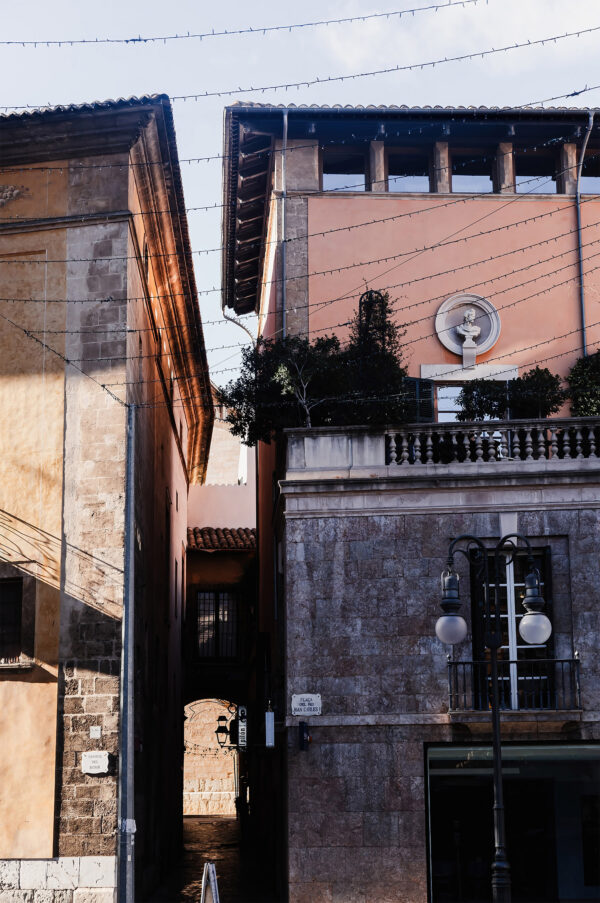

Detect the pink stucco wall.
xmin=306 ymin=193 xmax=600 ymax=378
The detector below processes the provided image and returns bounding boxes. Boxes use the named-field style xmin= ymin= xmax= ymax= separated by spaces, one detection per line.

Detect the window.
xmin=451 ymin=151 xmax=493 ymax=193
xmin=580 ymin=151 xmax=600 ymax=194
xmin=197 ymin=591 xmax=240 ymax=659
xmin=470 ymin=548 xmax=554 ymax=710
xmin=0 ymin=579 xmax=23 ymax=663
xmin=514 ymin=151 xmax=557 ymax=193
xmin=436 ymin=385 xmax=463 ymax=422
xmin=428 ymin=744 xmax=600 ymax=903
xmin=322 ymin=149 xmax=368 ymax=191
xmin=388 ymin=152 xmax=430 ymax=192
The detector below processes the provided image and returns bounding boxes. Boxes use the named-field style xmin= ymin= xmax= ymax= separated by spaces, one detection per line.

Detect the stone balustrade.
xmin=285 ymin=418 xmax=600 ymax=476
xmin=386 ymin=417 xmax=600 ymax=466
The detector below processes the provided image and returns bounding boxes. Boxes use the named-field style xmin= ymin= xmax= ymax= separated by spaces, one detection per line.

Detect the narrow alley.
xmin=149 ymin=816 xmax=276 ymax=903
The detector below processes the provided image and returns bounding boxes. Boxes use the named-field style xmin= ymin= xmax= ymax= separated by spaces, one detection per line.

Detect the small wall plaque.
xmin=89 ymin=726 xmax=101 ymax=740
xmin=291 ymin=694 xmax=322 ymax=716
xmin=81 ymin=750 xmax=109 ymax=775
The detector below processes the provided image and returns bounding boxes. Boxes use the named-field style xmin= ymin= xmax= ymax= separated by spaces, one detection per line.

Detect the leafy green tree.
xmin=216 ymin=334 xmax=343 ymax=445
xmin=217 ymin=290 xmax=409 ymax=444
xmin=338 ymin=289 xmax=408 ymax=426
xmin=456 ymin=367 xmax=566 ymax=421
xmin=568 ymin=350 xmax=600 ymax=416
xmin=510 ymin=367 xmax=566 ymax=419
xmin=456 ymin=379 xmax=507 ymax=422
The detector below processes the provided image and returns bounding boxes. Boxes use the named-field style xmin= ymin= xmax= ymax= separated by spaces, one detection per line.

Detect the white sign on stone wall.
xmin=291 ymin=694 xmax=322 ymax=716
xmin=81 ymin=750 xmax=110 ymax=775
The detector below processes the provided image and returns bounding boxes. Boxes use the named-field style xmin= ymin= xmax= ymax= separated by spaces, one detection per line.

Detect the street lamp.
xmin=215 ymin=715 xmax=230 ymax=749
xmin=435 ymin=533 xmax=552 ymax=903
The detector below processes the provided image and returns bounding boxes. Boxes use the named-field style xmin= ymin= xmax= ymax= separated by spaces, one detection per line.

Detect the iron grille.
xmin=448 ymin=658 xmax=581 ymax=712
xmin=197 ymin=591 xmax=240 ymax=660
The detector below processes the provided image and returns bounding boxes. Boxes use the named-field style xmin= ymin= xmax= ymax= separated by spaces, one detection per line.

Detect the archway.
xmin=183 ymin=699 xmax=238 ymax=816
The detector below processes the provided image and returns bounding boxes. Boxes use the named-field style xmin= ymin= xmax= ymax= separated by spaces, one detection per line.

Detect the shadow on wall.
xmin=0 ymin=505 xmax=123 ymax=618
xmin=184 ymin=699 xmax=238 ymax=816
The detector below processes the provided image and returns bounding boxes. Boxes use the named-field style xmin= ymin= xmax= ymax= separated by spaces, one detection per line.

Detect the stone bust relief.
xmin=456 ymin=308 xmax=481 ymax=347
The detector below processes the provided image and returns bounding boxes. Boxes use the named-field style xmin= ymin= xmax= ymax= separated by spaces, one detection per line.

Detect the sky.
xmin=1 ymin=0 xmax=599 ymax=384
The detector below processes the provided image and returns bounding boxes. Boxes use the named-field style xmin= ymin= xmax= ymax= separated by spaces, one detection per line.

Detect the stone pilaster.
xmin=432 ymin=142 xmax=450 ymax=193
xmin=494 ymin=142 xmax=515 ymax=193
xmin=369 ymin=141 xmax=387 ymax=192
xmin=558 ymin=142 xmax=578 ymax=194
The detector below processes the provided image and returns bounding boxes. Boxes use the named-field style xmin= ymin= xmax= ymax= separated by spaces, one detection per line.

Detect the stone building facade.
xmin=0 ymin=96 xmax=212 ymax=902
xmin=220 ymin=104 xmax=600 ymax=901
xmin=280 ymin=430 xmax=600 ymax=901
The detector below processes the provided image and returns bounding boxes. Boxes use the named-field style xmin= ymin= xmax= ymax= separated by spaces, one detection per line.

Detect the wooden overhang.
xmin=221 ymin=102 xmax=600 ymax=316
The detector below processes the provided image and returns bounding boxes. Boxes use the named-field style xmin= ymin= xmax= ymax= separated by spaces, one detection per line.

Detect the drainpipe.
xmin=281 ymin=109 xmax=289 ymax=339
xmin=575 ymin=111 xmax=595 ymax=357
xmin=118 ymin=403 xmax=136 ymax=902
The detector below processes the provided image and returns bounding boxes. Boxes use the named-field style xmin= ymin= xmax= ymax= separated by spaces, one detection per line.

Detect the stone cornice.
xmin=129 ymin=102 xmax=213 ymax=484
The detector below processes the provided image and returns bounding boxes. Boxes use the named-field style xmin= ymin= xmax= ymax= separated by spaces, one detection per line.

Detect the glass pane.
xmin=452 ymin=154 xmax=493 ymax=193
xmin=322 ymin=151 xmax=367 ymax=192
xmin=437 ymin=385 xmax=462 ymax=411
xmin=579 ymin=176 xmax=600 ymax=194
xmin=218 ymin=592 xmax=238 ymax=658
xmin=515 ymin=155 xmax=557 ymax=194
xmin=322 ymin=172 xmax=366 ymax=191
xmin=452 ymin=173 xmax=493 ymax=193
xmin=388 ymin=174 xmax=430 ymax=192
xmin=388 ymin=153 xmax=430 ymax=193
xmin=197 ymin=592 xmax=216 ymax=657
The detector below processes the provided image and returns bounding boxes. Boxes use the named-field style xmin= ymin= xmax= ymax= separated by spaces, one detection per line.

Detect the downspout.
xmin=281 ymin=109 xmax=289 ymax=339
xmin=118 ymin=403 xmax=136 ymax=902
xmin=575 ymin=111 xmax=595 ymax=357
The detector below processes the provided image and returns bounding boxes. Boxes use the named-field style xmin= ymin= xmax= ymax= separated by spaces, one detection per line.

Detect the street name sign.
xmin=291 ymin=694 xmax=322 ymax=716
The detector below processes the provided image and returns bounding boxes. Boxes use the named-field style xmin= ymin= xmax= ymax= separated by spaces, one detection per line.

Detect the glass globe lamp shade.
xmin=518 ymin=612 xmax=552 ymax=645
xmin=435 ymin=614 xmax=468 ymax=645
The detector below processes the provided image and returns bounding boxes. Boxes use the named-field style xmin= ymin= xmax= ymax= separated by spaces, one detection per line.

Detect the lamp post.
xmin=435 ymin=533 xmax=551 ymax=903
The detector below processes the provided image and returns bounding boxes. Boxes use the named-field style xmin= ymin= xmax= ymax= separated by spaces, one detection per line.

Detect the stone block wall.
xmin=56 ymin=215 xmax=129 ymax=861
xmin=0 ymin=856 xmax=116 ymax=902
xmin=183 ymin=701 xmax=237 ymax=816
xmin=282 ymin=504 xmax=600 ymax=903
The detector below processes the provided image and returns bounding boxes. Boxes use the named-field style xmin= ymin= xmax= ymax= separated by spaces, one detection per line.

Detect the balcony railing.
xmin=386 ymin=417 xmax=600 ymax=466
xmin=448 ymin=658 xmax=581 ymax=712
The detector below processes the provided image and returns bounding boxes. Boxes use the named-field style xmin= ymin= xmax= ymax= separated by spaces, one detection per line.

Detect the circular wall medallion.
xmin=434 ymin=293 xmax=501 ymax=358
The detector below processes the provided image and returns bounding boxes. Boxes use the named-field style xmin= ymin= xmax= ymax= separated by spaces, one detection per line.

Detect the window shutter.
xmin=403 ymin=377 xmax=434 ymax=423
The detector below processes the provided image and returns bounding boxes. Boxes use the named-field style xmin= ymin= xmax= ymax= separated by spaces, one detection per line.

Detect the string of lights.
xmin=3 ymin=25 xmax=600 ymax=111
xmin=0 ymin=134 xmax=584 ymax=251
xmin=0 ymin=115 xmax=574 ymax=178
xmin=96 ymin=247 xmax=600 ymax=385
xmin=19 ymin=237 xmax=592 ymax=389
xmin=0 ymin=191 xmax=589 ymax=271
xmin=136 ymin=318 xmax=600 ymax=413
xmin=0 ymin=1 xmax=483 ymax=48
xmin=0 ymin=307 xmax=126 ymax=407
xmin=26 ymin=220 xmax=600 ymax=347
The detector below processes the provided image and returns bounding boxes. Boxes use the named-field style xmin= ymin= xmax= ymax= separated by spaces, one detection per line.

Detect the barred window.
xmin=197 ymin=591 xmax=239 ymax=659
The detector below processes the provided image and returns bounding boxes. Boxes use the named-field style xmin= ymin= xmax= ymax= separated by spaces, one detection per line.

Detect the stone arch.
xmin=183 ymin=699 xmax=238 ymax=816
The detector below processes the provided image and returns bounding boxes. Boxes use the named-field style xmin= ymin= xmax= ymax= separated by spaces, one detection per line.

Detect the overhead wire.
xmin=0 ymin=1 xmax=484 ymax=48
xmin=24 ymin=216 xmax=600 ymax=348
xmin=3 ymin=25 xmax=600 ymax=111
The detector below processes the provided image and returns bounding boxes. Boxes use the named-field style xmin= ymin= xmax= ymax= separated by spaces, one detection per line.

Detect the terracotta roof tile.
xmin=187 ymin=527 xmax=256 ymax=552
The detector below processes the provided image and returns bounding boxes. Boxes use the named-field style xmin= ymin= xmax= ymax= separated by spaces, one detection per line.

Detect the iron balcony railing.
xmin=448 ymin=658 xmax=581 ymax=712
xmin=385 ymin=417 xmax=600 ymax=466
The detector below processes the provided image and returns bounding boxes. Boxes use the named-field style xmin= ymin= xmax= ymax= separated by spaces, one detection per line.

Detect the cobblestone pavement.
xmin=149 ymin=815 xmax=277 ymax=902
